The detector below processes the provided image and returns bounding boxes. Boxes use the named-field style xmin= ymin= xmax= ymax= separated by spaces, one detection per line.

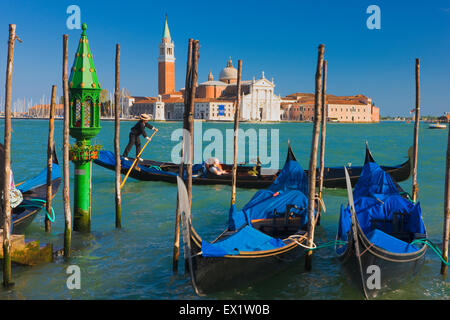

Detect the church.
xmin=128 ymin=16 xmax=282 ymax=122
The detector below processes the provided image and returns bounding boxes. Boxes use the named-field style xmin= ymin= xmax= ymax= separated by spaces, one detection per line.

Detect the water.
xmin=0 ymin=119 xmax=448 ymax=300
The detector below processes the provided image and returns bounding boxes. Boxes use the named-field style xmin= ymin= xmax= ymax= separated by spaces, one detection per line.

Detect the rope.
xmin=285 ymin=235 xmax=347 ymax=251
xmin=399 ymin=191 xmax=416 ymax=204
xmin=286 ymin=234 xmax=315 ymax=249
xmin=313 ymin=240 xmax=347 ymax=250
xmin=20 ymin=198 xmax=55 ymax=223
xmin=410 ymin=238 xmax=450 ymax=266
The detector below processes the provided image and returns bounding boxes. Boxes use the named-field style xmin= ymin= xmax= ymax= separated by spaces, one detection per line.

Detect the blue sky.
xmin=0 ymin=0 xmax=449 ymax=116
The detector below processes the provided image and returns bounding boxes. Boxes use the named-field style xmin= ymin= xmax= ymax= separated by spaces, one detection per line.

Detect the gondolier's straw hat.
xmin=140 ymin=113 xmax=151 ymax=121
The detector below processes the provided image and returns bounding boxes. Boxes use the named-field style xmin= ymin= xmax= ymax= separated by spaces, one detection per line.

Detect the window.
xmin=74 ymin=99 xmax=82 ymax=127
xmin=83 ymin=98 xmax=92 ymax=127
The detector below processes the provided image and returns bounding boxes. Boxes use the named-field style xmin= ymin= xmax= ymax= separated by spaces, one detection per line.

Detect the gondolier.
xmin=122 ymin=114 xmax=158 ymax=161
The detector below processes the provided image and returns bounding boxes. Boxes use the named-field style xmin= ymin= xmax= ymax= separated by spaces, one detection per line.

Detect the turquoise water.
xmin=0 ymin=119 xmax=448 ymax=299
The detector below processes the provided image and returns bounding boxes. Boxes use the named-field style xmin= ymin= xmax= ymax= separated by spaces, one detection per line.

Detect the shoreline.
xmin=2 ymin=117 xmax=443 ymax=124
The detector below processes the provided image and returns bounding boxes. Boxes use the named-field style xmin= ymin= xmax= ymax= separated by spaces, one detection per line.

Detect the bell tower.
xmin=158 ymin=14 xmax=175 ymax=95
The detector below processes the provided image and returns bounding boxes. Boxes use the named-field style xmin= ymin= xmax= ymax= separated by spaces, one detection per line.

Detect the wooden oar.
xmin=14 ymin=181 xmax=24 ymax=187
xmin=120 ymin=129 xmax=157 ymax=189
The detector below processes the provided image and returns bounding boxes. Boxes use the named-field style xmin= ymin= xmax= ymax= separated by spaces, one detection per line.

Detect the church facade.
xmin=196 ymin=60 xmax=281 ymax=122
xmin=127 ymin=16 xmax=378 ymax=123
xmin=128 ymin=16 xmax=282 ymax=122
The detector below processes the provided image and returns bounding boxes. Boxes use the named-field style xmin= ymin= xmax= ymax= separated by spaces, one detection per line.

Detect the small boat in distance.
xmin=428 ymin=122 xmax=447 ymax=129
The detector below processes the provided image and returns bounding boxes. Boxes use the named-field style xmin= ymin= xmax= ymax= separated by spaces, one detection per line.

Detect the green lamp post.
xmin=69 ymin=23 xmax=102 ymax=232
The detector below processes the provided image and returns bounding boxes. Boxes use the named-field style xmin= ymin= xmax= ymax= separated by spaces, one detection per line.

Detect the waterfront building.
xmin=129 ymin=16 xmax=281 ymax=122
xmin=126 ymin=16 xmax=380 ymax=123
xmin=280 ymin=93 xmax=380 ymax=123
xmin=129 ymin=96 xmax=235 ymax=121
xmin=196 ymin=61 xmax=281 ymax=121
xmin=196 ymin=71 xmax=228 ymax=99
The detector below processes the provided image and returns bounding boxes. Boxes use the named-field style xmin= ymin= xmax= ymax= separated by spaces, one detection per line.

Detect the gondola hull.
xmin=320 ymin=160 xmax=411 ymax=189
xmin=94 ymin=150 xmax=411 ymax=189
xmin=338 ymin=221 xmax=427 ymax=299
xmin=8 ymin=146 xmax=62 ymax=234
xmin=189 ymin=228 xmax=306 ymax=294
xmin=12 ymin=178 xmax=62 ymax=234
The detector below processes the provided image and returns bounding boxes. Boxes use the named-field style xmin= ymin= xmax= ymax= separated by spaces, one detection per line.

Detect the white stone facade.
xmin=240 ymin=75 xmax=281 ymax=121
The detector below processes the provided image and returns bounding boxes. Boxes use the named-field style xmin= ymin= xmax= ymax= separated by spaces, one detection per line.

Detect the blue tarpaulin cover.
xmin=202 ymin=154 xmax=310 ymax=257
xmin=337 ymin=162 xmax=426 ymax=255
xmin=17 ymin=162 xmax=61 ymax=193
xmin=201 ymin=225 xmax=286 ymax=257
xmin=228 ymin=159 xmax=309 ymax=231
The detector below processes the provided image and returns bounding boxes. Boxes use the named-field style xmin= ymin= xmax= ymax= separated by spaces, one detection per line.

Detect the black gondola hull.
xmin=94 ymin=156 xmax=411 ymax=189
xmin=11 ymin=177 xmax=62 ymax=234
xmin=188 ymin=229 xmax=306 ymax=295
xmin=338 ymin=223 xmax=427 ymax=299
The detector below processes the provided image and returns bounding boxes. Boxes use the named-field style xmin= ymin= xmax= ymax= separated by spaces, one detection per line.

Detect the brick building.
xmin=280 ymin=93 xmax=380 ymax=123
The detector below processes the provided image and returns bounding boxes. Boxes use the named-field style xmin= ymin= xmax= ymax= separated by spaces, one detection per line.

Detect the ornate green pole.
xmin=68 ymin=23 xmax=101 ymax=232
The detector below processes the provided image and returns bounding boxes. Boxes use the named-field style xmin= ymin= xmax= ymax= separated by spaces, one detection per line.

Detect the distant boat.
xmin=428 ymin=122 xmax=447 ymax=129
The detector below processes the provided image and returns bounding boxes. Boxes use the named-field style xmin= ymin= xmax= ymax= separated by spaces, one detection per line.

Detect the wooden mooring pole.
xmin=230 ymin=60 xmax=242 ymax=206
xmin=305 ymin=44 xmax=325 ymax=271
xmin=62 ymin=34 xmax=72 ymax=258
xmin=3 ymin=24 xmax=17 ymax=287
xmin=317 ymin=60 xmax=327 ymax=226
xmin=45 ymin=85 xmax=56 ymax=232
xmin=185 ymin=39 xmax=199 ymax=274
xmin=186 ymin=40 xmax=199 ymax=207
xmin=441 ymin=125 xmax=450 ymax=275
xmin=412 ymin=58 xmax=420 ymax=202
xmin=173 ymin=38 xmax=193 ymax=274
xmin=114 ymin=44 xmax=122 ymax=229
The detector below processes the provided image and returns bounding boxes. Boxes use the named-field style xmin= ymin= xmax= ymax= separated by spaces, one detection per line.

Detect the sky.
xmin=0 ymin=0 xmax=449 ymax=117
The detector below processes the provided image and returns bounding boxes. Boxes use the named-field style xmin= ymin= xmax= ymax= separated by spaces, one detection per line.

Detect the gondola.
xmin=176 ymin=146 xmax=315 ymax=295
xmin=10 ymin=148 xmax=62 ymax=234
xmin=335 ymin=155 xmax=427 ymax=299
xmin=94 ymin=142 xmax=412 ymax=189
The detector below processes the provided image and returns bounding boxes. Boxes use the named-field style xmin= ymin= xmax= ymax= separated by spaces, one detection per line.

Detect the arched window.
xmin=84 ymin=98 xmax=92 ymax=127
xmin=74 ymin=98 xmax=82 ymax=127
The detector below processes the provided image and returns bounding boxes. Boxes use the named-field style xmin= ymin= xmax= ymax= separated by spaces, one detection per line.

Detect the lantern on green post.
xmin=69 ymin=23 xmax=101 ymax=232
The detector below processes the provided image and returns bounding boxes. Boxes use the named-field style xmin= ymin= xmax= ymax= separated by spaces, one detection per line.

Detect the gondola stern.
xmin=286 ymin=141 xmax=297 ymax=163
xmin=406 ymin=146 xmax=414 ymax=179
xmin=51 ymin=143 xmax=59 ymax=165
xmin=364 ymin=141 xmax=376 ymax=164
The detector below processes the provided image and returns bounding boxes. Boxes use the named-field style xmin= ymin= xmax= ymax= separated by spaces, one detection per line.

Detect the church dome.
xmin=219 ymin=57 xmax=237 ymax=82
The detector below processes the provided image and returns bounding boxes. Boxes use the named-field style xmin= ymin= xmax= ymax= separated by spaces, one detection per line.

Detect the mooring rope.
xmin=410 ymin=238 xmax=450 ymax=266
xmin=20 ymin=198 xmax=56 ymax=223
xmin=285 ymin=235 xmax=347 ymax=251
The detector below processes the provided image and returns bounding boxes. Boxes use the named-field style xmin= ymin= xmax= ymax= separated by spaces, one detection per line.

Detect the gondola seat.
xmin=365 ymin=229 xmax=419 ymax=254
